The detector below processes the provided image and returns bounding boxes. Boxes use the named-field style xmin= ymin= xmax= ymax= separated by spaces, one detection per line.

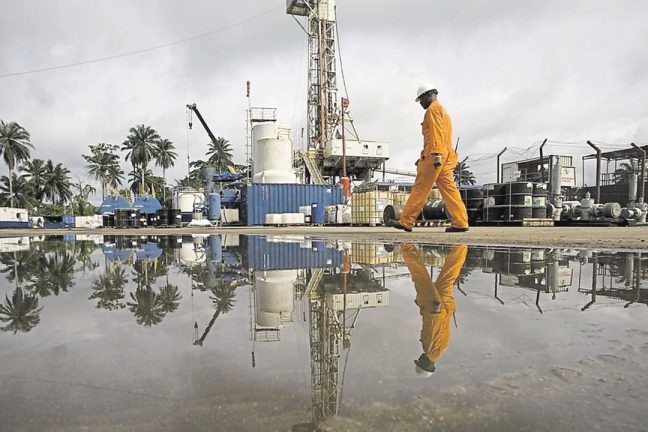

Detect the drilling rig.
xmin=287 ymin=0 xmax=389 ymax=183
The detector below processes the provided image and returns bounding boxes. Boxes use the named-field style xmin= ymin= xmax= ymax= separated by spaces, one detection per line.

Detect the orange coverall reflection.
xmin=401 ymin=243 xmax=468 ymax=363
xmin=400 ymin=100 xmax=468 ymax=230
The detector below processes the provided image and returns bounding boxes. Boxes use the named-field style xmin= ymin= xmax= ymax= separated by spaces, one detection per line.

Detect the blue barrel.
xmin=312 ymin=240 xmax=325 ymax=251
xmin=208 ymin=193 xmax=221 ymax=221
xmin=62 ymin=215 xmax=75 ymax=228
xmin=311 ymin=202 xmax=325 ymax=225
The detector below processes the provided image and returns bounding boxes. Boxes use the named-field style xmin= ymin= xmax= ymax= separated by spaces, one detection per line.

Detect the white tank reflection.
xmin=254 ymin=270 xmax=298 ymax=331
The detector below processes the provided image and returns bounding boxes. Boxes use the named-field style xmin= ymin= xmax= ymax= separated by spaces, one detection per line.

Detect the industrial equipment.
xmin=287 ymin=0 xmax=390 ymax=183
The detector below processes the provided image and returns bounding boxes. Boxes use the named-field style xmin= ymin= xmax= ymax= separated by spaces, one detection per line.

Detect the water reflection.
xmin=0 ymin=235 xmax=646 ymax=431
xmin=401 ymin=244 xmax=467 ymax=376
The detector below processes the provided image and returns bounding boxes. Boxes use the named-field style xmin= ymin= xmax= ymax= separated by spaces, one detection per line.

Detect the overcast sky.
xmin=1 ymin=0 xmax=647 ymax=201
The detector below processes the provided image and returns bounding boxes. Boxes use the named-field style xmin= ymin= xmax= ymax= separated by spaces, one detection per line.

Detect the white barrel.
xmin=280 ymin=213 xmax=292 ymax=224
xmin=265 ymin=213 xmax=281 ymax=224
xmin=291 ymin=213 xmax=305 ymax=224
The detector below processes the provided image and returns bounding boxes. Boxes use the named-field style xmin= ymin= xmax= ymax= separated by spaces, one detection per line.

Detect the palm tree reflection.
xmin=89 ymin=266 xmax=128 ymax=310
xmin=0 ymin=286 xmax=43 ymax=333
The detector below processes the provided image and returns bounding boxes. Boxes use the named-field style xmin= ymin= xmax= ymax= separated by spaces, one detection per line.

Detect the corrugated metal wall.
xmin=241 ymin=184 xmax=344 ymax=225
xmin=242 ymin=235 xmax=343 ymax=270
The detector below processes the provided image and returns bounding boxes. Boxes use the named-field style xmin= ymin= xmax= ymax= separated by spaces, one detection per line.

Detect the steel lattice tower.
xmin=288 ymin=0 xmax=338 ymax=151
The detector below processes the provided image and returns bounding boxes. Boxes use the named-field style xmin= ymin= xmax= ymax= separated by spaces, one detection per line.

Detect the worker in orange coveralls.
xmin=388 ymin=84 xmax=469 ymax=233
xmin=400 ymin=243 xmax=467 ymax=377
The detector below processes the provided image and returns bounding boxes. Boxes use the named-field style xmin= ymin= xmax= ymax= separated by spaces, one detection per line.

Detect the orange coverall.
xmin=400 ymin=100 xmax=468 ymax=229
xmin=401 ymin=243 xmax=467 ymax=362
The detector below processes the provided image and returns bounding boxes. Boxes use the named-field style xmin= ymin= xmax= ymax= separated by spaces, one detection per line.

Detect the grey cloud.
xmin=1 ymin=0 xmax=648 ymax=198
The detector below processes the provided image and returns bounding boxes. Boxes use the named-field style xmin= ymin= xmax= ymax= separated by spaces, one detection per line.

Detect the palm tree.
xmin=71 ymin=179 xmax=97 ymax=216
xmin=122 ymin=125 xmax=160 ymax=194
xmin=83 ymin=143 xmax=124 ymax=199
xmin=127 ymin=167 xmax=164 ymax=196
xmin=0 ymin=287 xmax=43 ymax=333
xmin=43 ymin=160 xmax=73 ymax=205
xmin=154 ymin=138 xmax=177 ymax=202
xmin=0 ymin=120 xmax=33 ymax=207
xmin=206 ymin=137 xmax=234 ymax=172
xmin=613 ymin=161 xmax=639 ymax=184
xmin=21 ymin=158 xmax=48 ymax=202
xmin=454 ymin=160 xmax=476 ymax=186
xmin=0 ymin=173 xmax=37 ymax=209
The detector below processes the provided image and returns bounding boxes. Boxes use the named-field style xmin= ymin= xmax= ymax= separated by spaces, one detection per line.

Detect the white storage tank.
xmin=174 ymin=189 xmax=204 ymax=213
xmin=255 ymin=270 xmax=297 ymax=328
xmin=252 ymin=123 xmax=297 ymax=184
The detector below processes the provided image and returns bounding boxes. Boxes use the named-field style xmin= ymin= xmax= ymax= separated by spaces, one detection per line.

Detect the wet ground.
xmin=0 ymin=234 xmax=646 ymax=431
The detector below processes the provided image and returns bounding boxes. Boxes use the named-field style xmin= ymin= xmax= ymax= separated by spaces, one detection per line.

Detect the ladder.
xmin=300 ymin=150 xmax=326 ymax=185
xmin=304 ymin=268 xmax=325 ymax=299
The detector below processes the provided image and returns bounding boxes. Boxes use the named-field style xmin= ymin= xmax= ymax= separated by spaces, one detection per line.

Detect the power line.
xmin=0 ymin=6 xmax=279 ymax=79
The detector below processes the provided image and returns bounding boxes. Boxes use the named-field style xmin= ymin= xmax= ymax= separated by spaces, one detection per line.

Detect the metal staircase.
xmin=300 ymin=150 xmax=326 ymax=185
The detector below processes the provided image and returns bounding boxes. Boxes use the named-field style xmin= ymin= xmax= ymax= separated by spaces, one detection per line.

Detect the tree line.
xmin=0 ymin=119 xmax=235 ymax=214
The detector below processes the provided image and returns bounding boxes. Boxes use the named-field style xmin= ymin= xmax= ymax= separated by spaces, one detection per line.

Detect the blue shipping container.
xmin=241 ymin=184 xmax=344 ymax=226
xmin=243 ymin=235 xmax=343 ymax=270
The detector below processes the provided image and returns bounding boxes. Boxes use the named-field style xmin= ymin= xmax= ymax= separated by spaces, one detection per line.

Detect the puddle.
xmin=0 ymin=234 xmax=646 ymax=431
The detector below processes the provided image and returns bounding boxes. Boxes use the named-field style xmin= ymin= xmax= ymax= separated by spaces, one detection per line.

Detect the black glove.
xmin=433 ymin=154 xmax=442 ymax=168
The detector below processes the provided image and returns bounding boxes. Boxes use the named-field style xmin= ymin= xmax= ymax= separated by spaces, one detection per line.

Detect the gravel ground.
xmin=2 ymin=225 xmax=647 ymax=250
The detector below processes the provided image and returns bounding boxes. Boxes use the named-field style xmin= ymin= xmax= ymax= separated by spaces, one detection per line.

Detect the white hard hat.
xmin=415 ymin=83 xmax=435 ymax=102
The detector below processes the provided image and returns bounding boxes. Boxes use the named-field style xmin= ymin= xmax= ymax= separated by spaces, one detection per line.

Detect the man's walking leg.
xmin=399 ymin=158 xmax=440 ymax=229
xmin=435 ymin=164 xmax=469 ymax=229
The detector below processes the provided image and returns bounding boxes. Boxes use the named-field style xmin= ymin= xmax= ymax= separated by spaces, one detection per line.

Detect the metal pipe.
xmin=341 ymin=98 xmax=347 ymax=179
xmin=497 ymin=147 xmax=508 ymax=183
xmin=631 ymin=143 xmax=646 ymax=202
xmin=586 ymin=141 xmax=601 ymax=203
xmin=539 ymin=138 xmax=548 ymax=181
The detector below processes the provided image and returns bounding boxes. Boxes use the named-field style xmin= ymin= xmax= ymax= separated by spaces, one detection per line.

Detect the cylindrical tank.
xmin=147 ymin=213 xmax=157 ymax=227
xmin=208 ymin=193 xmax=221 ymax=221
xmin=311 ymin=202 xmax=325 ymax=225
xmin=156 ymin=208 xmax=168 ymax=226
xmin=209 ymin=235 xmax=222 ymax=263
xmin=180 ymin=238 xmax=206 ymax=265
xmin=255 ymin=270 xmax=297 ymax=328
xmin=383 ymin=204 xmax=403 ymax=226
xmin=176 ymin=190 xmax=204 ymax=213
xmin=629 ymin=173 xmax=638 ymax=202
xmin=422 ymin=199 xmax=449 ymax=220
xmin=597 ymin=202 xmax=622 ymax=218
xmin=252 ymin=123 xmax=296 ymax=184
xmin=168 ymin=209 xmax=182 ymax=227
xmin=460 ymin=187 xmax=483 ymax=225
xmin=339 ymin=177 xmax=351 ymax=198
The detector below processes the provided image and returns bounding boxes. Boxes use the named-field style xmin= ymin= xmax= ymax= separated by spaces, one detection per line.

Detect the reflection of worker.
xmin=400 ymin=243 xmax=467 ymax=377
xmin=388 ymin=84 xmax=469 ymax=233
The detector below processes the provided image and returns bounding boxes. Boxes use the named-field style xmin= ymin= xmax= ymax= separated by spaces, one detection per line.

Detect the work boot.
xmin=387 ymin=219 xmax=412 ymax=233
xmin=445 ymin=226 xmax=469 ymax=233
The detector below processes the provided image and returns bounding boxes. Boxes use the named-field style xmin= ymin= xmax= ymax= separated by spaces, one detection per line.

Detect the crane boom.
xmin=187 ymin=103 xmax=218 ymax=145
